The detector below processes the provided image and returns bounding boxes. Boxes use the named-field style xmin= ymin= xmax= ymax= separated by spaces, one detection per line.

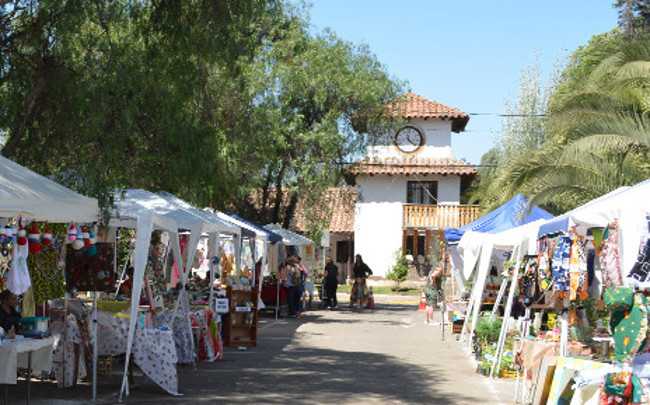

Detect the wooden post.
xmin=413 ymin=229 xmax=419 ymax=258
xmin=402 ymin=229 xmax=408 ymax=254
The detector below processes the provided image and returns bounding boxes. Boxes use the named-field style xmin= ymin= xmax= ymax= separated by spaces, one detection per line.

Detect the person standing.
xmin=323 ymin=257 xmax=339 ymax=309
xmin=284 ymin=259 xmax=302 ymax=318
xmin=424 ymin=264 xmax=444 ymax=325
xmin=349 ymin=254 xmax=372 ymax=309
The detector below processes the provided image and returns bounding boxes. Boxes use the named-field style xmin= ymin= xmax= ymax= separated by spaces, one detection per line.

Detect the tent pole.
xmin=490 ymin=252 xmax=522 ymax=378
xmin=92 ymin=290 xmax=98 ymax=402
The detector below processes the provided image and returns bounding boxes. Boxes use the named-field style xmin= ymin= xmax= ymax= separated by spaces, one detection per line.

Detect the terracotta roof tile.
xmin=294 ymin=187 xmax=355 ymax=234
xmin=386 ymin=92 xmax=469 ymax=132
xmin=350 ymin=156 xmax=476 ymax=177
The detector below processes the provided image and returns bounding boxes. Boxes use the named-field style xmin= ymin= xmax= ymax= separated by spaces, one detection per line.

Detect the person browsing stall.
xmin=0 ymin=290 xmax=21 ymax=334
xmin=424 ymin=264 xmax=444 ymax=325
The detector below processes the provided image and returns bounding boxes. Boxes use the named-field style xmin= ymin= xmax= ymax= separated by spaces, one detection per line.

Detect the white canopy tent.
xmin=0 ymin=157 xmax=101 ymax=399
xmin=155 ymin=192 xmax=241 ymax=310
xmin=459 ymin=220 xmax=546 ymax=349
xmin=111 ymin=189 xmax=235 ymax=399
xmin=0 ymin=156 xmax=99 ymax=223
xmin=550 ymin=179 xmax=650 ymax=282
xmin=263 ymin=224 xmax=314 ymax=319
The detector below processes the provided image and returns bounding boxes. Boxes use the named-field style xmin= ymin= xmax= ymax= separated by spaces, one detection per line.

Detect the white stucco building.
xmin=352 ymin=92 xmax=477 ymax=278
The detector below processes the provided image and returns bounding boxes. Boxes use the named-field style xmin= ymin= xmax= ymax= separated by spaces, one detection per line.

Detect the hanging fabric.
xmin=552 ymin=235 xmax=572 ymax=298
xmin=569 ymin=231 xmax=589 ymax=301
xmin=7 ymin=228 xmax=31 ymax=295
xmin=27 ymin=237 xmax=66 ymax=305
xmin=601 ymin=220 xmax=624 ymax=288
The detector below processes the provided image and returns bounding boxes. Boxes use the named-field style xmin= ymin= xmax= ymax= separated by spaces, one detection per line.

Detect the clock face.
xmin=394 ymin=126 xmax=424 ymax=154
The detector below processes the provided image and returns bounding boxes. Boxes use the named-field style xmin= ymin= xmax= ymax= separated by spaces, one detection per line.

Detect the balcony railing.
xmin=403 ymin=204 xmax=480 ymax=229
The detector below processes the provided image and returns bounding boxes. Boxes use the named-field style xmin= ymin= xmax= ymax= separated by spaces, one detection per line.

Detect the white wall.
xmin=355 ymin=174 xmax=462 ymax=277
xmin=367 ymin=118 xmax=452 ymax=159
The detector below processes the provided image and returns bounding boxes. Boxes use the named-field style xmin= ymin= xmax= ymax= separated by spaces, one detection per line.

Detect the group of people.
xmin=278 ymin=253 xmax=375 ymax=315
xmin=280 ymin=255 xmax=309 ymax=318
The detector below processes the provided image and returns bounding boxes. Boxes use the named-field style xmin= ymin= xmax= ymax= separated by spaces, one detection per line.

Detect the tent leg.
xmin=92 ymin=291 xmax=98 ymax=402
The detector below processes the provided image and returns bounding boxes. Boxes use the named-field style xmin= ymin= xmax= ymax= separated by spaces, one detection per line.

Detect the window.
xmin=407 ymin=181 xmax=438 ymax=205
xmin=405 ymin=235 xmax=426 ymax=257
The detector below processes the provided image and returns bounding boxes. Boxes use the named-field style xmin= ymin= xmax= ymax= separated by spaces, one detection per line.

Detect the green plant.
xmin=475 ymin=312 xmax=503 ymax=345
xmin=386 ymin=248 xmax=409 ymax=288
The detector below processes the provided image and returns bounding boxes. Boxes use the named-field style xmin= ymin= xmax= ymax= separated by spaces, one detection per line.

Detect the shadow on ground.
xmin=4 ymin=303 xmax=477 ymax=405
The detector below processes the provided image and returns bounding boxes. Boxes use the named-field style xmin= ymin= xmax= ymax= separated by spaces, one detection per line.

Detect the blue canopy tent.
xmin=445 ymin=194 xmax=554 ymax=243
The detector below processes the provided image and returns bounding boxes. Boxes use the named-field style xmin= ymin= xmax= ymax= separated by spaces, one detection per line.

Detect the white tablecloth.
xmin=96 ymin=311 xmax=179 ymax=395
xmin=0 ymin=337 xmax=55 ymax=384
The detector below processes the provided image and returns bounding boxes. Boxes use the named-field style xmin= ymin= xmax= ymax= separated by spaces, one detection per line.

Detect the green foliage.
xmin=0 ymin=1 xmax=404 ymax=231
xmin=385 ymin=249 xmax=409 ymax=286
xmin=475 ymin=312 xmax=502 ymax=345
xmin=473 ymin=28 xmax=650 ymax=214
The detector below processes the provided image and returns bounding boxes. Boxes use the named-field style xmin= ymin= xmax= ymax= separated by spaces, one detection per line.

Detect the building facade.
xmin=352 ymin=93 xmax=478 ymax=278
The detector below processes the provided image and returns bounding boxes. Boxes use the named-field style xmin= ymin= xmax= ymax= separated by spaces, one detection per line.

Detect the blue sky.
xmin=307 ymin=1 xmax=619 ymax=164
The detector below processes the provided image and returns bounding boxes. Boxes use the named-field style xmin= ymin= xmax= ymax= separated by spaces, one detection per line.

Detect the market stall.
xmin=0 ymin=156 xmax=100 ymax=402
xmin=455 ymin=178 xmax=650 ymax=404
xmin=262 ymin=224 xmax=314 ymax=318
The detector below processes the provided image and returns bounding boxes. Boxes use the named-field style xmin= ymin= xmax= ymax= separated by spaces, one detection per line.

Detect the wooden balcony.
xmin=403 ymin=204 xmax=480 ymax=229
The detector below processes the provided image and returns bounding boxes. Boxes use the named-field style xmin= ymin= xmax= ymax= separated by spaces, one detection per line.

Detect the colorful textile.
xmin=628 ymin=237 xmax=650 ymax=284
xmin=552 ymin=235 xmax=572 ymax=297
xmin=569 ymin=234 xmax=589 ymax=301
xmin=190 ymin=310 xmax=220 ymax=362
xmin=155 ymin=310 xmax=194 ymax=364
xmin=600 ymin=371 xmax=644 ymax=404
xmin=65 ymin=242 xmax=115 ymax=292
xmin=604 ymin=287 xmax=634 ymax=312
xmin=610 ymin=293 xmax=649 ymax=363
xmin=601 ymin=221 xmax=624 ymax=288
xmin=27 ymin=239 xmax=66 ymax=305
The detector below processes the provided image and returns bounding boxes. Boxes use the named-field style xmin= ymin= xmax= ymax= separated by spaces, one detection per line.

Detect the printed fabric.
xmin=628 ymin=237 xmax=650 ymax=284
xmin=552 ymin=235 xmax=572 ymax=297
xmin=27 ymin=239 xmax=66 ymax=305
xmin=155 ymin=310 xmax=194 ymax=364
xmin=190 ymin=310 xmax=220 ymax=362
xmin=569 ymin=234 xmax=589 ymax=301
xmin=601 ymin=220 xmax=624 ymax=288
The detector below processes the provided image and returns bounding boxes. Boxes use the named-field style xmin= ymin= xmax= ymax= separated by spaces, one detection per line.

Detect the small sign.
xmin=235 ymin=306 xmax=251 ymax=313
xmin=215 ymin=299 xmax=229 ymax=313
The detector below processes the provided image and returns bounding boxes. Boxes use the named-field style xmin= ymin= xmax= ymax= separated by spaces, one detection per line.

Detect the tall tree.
xmin=0 ymin=1 xmax=403 ymax=234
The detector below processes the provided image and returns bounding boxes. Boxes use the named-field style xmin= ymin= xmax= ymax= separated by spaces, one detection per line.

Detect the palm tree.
xmin=480 ymin=33 xmax=650 ymax=214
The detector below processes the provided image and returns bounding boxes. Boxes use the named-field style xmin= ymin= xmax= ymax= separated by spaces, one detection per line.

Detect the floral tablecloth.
xmin=96 ymin=310 xmax=179 ymax=395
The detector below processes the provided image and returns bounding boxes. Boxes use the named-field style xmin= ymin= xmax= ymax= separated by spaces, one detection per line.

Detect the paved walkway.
xmin=5 ymin=298 xmax=516 ymax=404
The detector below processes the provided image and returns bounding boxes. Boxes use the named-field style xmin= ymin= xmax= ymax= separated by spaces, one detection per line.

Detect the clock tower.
xmin=351 ymin=92 xmax=476 ymax=278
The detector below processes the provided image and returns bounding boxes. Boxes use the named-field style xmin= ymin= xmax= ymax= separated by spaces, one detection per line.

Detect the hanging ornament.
xmin=3 ymin=225 xmax=12 ymax=239
xmin=71 ymin=226 xmax=84 ymax=251
xmin=82 ymin=226 xmax=91 ymax=250
xmin=16 ymin=219 xmax=27 ymax=246
xmin=41 ymin=223 xmax=53 ymax=246
xmin=85 ymin=227 xmax=97 ymax=257
xmin=27 ymin=222 xmax=41 ymax=254
xmin=67 ymin=223 xmax=77 ymax=243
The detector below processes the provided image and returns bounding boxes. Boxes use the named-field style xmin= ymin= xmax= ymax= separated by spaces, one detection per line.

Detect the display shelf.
xmin=224 ymin=287 xmax=258 ymax=347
